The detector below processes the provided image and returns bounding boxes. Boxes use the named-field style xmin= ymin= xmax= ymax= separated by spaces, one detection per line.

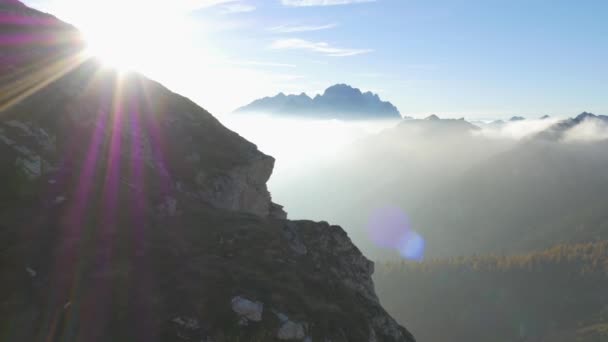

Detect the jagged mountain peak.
xmin=395 ymin=115 xmax=480 ymax=135
xmin=575 ymin=111 xmax=606 ymax=122
xmin=323 ymin=83 xmax=362 ymax=97
xmin=509 ymin=116 xmax=526 ymax=122
xmin=532 ymin=112 xmax=608 ymax=141
xmin=235 ymin=83 xmax=401 ymax=120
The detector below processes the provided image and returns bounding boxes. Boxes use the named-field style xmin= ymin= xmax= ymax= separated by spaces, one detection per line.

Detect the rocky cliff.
xmin=0 ymin=1 xmax=414 ymax=341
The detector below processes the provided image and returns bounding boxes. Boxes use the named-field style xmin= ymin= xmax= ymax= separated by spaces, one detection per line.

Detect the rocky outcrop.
xmin=195 ymin=153 xmax=279 ymax=217
xmin=1 ymin=68 xmax=281 ymax=221
xmin=0 ymin=201 xmax=416 ymax=341
xmin=0 ymin=1 xmax=414 ymax=341
xmin=1 ymin=1 xmax=281 ymax=219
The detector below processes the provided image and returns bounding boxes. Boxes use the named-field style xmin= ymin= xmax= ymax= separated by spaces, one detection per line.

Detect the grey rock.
xmin=231 ymin=296 xmax=263 ymax=322
xmin=158 ymin=196 xmax=178 ymax=217
xmin=25 ymin=267 xmax=36 ymax=277
xmin=282 ymin=222 xmax=308 ymax=256
xmin=198 ymin=154 xmax=276 ymax=218
xmin=277 ymin=320 xmax=307 ymax=340
xmin=275 ymin=311 xmax=289 ymax=323
xmin=171 ymin=316 xmax=200 ymax=331
xmin=270 ymin=202 xmax=288 ymax=219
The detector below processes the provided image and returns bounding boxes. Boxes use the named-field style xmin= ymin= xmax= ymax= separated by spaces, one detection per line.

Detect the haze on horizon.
xmin=4 ymin=1 xmax=608 ymax=341
xmin=22 ymin=0 xmax=608 ymax=119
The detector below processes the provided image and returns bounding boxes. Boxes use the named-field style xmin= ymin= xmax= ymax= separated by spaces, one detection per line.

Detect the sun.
xmin=50 ymin=0 xmax=194 ymax=74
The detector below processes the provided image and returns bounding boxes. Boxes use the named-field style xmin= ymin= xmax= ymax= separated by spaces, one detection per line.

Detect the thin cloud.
xmin=474 ymin=118 xmax=561 ymax=140
xmin=271 ymin=38 xmax=372 ymax=57
xmin=187 ymin=0 xmax=238 ymax=10
xmin=269 ymin=23 xmax=338 ymax=33
xmin=229 ymin=60 xmax=297 ymax=68
xmin=564 ymin=117 xmax=608 ymax=142
xmin=281 ymin=0 xmax=376 ymax=6
xmin=186 ymin=0 xmax=255 ymax=12
xmin=222 ymin=3 xmax=256 ymax=13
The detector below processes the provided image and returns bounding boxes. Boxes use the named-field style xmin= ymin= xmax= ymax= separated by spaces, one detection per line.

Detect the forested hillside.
xmin=375 ymin=241 xmax=608 ymax=342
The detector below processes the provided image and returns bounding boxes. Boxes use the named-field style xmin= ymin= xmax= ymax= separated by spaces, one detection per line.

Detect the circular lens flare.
xmin=367 ymin=206 xmax=425 ymax=261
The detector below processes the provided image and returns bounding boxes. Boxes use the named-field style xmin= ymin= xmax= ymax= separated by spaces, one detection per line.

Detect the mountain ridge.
xmin=234 ymin=84 xmax=402 ymax=120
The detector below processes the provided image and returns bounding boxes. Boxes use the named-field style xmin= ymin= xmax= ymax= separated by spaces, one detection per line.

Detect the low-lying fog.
xmin=220 ymin=113 xmax=397 ymax=177
xmin=221 ymin=113 xmax=608 ymax=261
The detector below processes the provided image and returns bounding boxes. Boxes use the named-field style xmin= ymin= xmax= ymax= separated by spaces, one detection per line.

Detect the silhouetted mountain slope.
xmin=375 ymin=241 xmax=608 ymax=342
xmin=235 ymin=84 xmax=401 ymax=120
xmin=0 ymin=2 xmax=414 ymax=341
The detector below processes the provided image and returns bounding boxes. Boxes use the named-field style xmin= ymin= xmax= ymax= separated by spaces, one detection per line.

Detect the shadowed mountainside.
xmin=0 ymin=1 xmax=414 ymax=341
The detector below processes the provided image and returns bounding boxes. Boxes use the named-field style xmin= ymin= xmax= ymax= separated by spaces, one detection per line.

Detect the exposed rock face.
xmin=277 ymin=319 xmax=307 ymax=340
xmin=0 ymin=2 xmax=415 ymax=341
xmin=1 ymin=1 xmax=280 ymax=219
xmin=231 ymin=296 xmax=264 ymax=323
xmin=196 ymin=153 xmax=277 ymax=217
xmin=0 ymin=202 xmax=415 ymax=341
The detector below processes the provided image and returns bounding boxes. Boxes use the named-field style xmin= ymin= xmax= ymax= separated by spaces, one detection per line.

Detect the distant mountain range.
xmin=536 ymin=112 xmax=608 ymax=141
xmin=234 ymin=84 xmax=402 ymax=120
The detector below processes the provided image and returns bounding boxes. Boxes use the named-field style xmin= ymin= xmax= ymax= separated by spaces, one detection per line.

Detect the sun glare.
xmin=51 ymin=0 xmax=195 ymax=73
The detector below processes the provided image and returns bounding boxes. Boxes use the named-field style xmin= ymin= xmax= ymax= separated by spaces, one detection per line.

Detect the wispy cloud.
xmin=281 ymin=0 xmax=376 ymax=6
xmin=229 ymin=60 xmax=297 ymax=68
xmin=187 ymin=0 xmax=238 ymax=10
xmin=30 ymin=0 xmax=241 ymax=14
xmin=187 ymin=0 xmax=255 ymax=12
xmin=221 ymin=3 xmax=256 ymax=13
xmin=564 ymin=117 xmax=608 ymax=142
xmin=269 ymin=23 xmax=338 ymax=33
xmin=271 ymin=38 xmax=372 ymax=57
xmin=475 ymin=118 xmax=561 ymax=140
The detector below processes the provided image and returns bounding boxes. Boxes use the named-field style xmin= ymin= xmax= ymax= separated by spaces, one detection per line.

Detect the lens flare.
xmin=396 ymin=230 xmax=425 ymax=261
xmin=367 ymin=206 xmax=425 ymax=261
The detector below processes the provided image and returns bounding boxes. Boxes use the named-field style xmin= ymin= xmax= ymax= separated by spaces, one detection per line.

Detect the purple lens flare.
xmin=367 ymin=205 xmax=425 ymax=261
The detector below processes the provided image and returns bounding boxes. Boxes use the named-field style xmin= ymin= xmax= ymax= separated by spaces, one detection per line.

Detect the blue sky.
xmin=24 ymin=0 xmax=608 ymax=118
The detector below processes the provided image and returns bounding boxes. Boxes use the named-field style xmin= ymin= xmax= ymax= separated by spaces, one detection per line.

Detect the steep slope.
xmin=234 ymin=84 xmax=401 ymax=120
xmin=0 ymin=2 xmax=414 ymax=341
